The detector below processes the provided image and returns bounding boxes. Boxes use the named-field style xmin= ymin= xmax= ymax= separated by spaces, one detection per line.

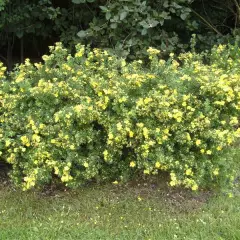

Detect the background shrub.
xmin=1 ymin=0 xmax=240 ymax=69
xmin=0 ymin=42 xmax=240 ymax=190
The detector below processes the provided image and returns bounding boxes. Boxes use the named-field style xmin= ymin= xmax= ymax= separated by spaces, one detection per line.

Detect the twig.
xmin=0 ymin=54 xmax=7 ymax=62
xmin=191 ymin=8 xmax=223 ymax=35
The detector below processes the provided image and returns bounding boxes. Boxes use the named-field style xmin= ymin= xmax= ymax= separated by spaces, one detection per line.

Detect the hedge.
xmin=0 ymin=42 xmax=240 ymax=191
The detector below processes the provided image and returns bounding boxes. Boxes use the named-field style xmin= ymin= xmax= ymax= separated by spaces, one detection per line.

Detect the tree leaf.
xmin=77 ymin=30 xmax=87 ymax=38
xmin=148 ymin=19 xmax=159 ymax=28
xmin=180 ymin=13 xmax=188 ymax=20
xmin=120 ymin=11 xmax=127 ymax=21
xmin=110 ymin=23 xmax=117 ymax=29
xmin=141 ymin=28 xmax=147 ymax=35
xmin=16 ymin=31 xmax=24 ymax=38
xmin=106 ymin=12 xmax=111 ymax=20
xmin=99 ymin=6 xmax=108 ymax=11
xmin=72 ymin=0 xmax=86 ymax=3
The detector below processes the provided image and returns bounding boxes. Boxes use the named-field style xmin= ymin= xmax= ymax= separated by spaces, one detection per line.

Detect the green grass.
xmin=0 ymin=176 xmax=239 ymax=240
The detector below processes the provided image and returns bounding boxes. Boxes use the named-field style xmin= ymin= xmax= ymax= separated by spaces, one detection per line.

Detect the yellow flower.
xmin=29 ymin=120 xmax=34 ymax=125
xmin=186 ymin=133 xmax=191 ymax=141
xmin=70 ymin=145 xmax=75 ymax=150
xmin=191 ymin=184 xmax=198 ymax=191
xmin=112 ymin=180 xmax=118 ymax=185
xmin=164 ymin=89 xmax=170 ymax=95
xmin=147 ymin=47 xmax=160 ymax=55
xmin=137 ymin=196 xmax=142 ymax=201
xmin=213 ymin=168 xmax=219 ymax=176
xmin=32 ymin=134 xmax=40 ymax=143
xmin=64 ymin=165 xmax=70 ymax=171
xmin=21 ymin=147 xmax=26 ymax=152
xmin=129 ymin=131 xmax=134 ymax=138
xmin=227 ymin=137 xmax=233 ymax=145
xmin=170 ymin=172 xmax=177 ymax=181
xmin=129 ymin=161 xmax=136 ymax=168
xmin=103 ymin=150 xmax=108 ymax=156
xmin=162 ymin=135 xmax=168 ymax=140
xmin=5 ymin=140 xmax=11 ymax=147
xmin=155 ymin=161 xmax=161 ymax=168
xmin=144 ymin=97 xmax=152 ymax=104
xmin=108 ymin=133 xmax=114 ymax=140
xmin=217 ymin=146 xmax=222 ymax=151
xmin=117 ymin=122 xmax=122 ymax=131
xmin=185 ymin=168 xmax=193 ymax=176
xmin=74 ymin=104 xmax=83 ymax=112
xmin=137 ymin=122 xmax=144 ymax=128
xmin=83 ymin=162 xmax=89 ymax=168
xmin=61 ymin=174 xmax=73 ymax=182
xmin=206 ymin=150 xmax=212 ymax=155
xmin=119 ymin=96 xmax=127 ymax=103
xmin=54 ymin=167 xmax=59 ymax=175
xmin=144 ymin=169 xmax=150 ymax=175
xmin=143 ymin=127 xmax=149 ymax=139
xmin=196 ymin=139 xmax=201 ymax=146
xmin=200 ymin=149 xmax=205 ymax=154
xmin=54 ymin=114 xmax=60 ymax=122
xmin=228 ymin=193 xmax=233 ymax=198
xmin=176 ymin=117 xmax=182 ymax=122
xmin=21 ymin=135 xmax=30 ymax=146
xmin=169 ymin=181 xmax=176 ymax=186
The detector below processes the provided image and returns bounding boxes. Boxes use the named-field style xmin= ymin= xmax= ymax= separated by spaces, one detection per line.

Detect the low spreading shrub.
xmin=0 ymin=43 xmax=239 ymax=191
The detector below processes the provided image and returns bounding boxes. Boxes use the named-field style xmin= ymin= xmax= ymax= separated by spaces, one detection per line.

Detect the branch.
xmin=0 ymin=54 xmax=7 ymax=62
xmin=190 ymin=8 xmax=223 ymax=36
xmin=233 ymin=0 xmax=240 ymax=23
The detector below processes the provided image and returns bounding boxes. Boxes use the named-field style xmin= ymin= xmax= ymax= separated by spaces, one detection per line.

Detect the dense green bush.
xmin=0 ymin=42 xmax=240 ymax=191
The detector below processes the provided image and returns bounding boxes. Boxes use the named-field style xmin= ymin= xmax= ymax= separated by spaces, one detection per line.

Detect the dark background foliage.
xmin=0 ymin=0 xmax=239 ymax=70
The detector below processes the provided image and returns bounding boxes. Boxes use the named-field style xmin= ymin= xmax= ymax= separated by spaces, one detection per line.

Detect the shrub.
xmin=0 ymin=43 xmax=240 ymax=191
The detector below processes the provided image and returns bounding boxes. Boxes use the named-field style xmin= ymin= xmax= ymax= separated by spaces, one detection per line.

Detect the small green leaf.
xmin=120 ymin=11 xmax=128 ymax=21
xmin=99 ymin=6 xmax=108 ymax=11
xmin=106 ymin=12 xmax=111 ymax=20
xmin=141 ymin=29 xmax=147 ymax=35
xmin=110 ymin=23 xmax=117 ymax=29
xmin=77 ymin=30 xmax=87 ymax=38
xmin=72 ymin=0 xmax=86 ymax=3
xmin=180 ymin=13 xmax=188 ymax=20
xmin=148 ymin=19 xmax=159 ymax=28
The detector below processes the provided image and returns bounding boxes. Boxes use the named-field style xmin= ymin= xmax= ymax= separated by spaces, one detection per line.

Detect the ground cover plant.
xmin=0 ymin=42 xmax=240 ymax=191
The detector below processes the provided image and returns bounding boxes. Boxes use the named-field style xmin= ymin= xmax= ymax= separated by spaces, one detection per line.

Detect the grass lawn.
xmin=0 ymin=173 xmax=239 ymax=240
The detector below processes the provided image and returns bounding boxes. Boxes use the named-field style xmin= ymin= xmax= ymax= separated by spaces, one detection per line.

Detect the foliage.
xmin=0 ymin=0 xmax=7 ymax=11
xmin=70 ymin=0 xmax=240 ymax=58
xmin=0 ymin=42 xmax=240 ymax=191
xmin=74 ymin=0 xmax=193 ymax=59
xmin=1 ymin=0 xmax=240 ymax=68
xmin=0 ymin=0 xmax=60 ymax=69
xmin=188 ymin=0 xmax=240 ymax=51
